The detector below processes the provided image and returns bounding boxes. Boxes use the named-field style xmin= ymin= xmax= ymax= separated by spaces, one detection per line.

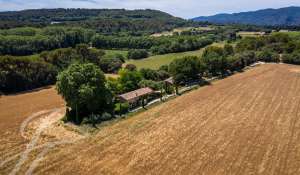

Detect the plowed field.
xmin=1 ymin=64 xmax=300 ymax=175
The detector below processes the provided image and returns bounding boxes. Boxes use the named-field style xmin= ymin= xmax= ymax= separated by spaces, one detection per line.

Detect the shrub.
xmin=282 ymin=52 xmax=300 ymax=65
xmin=138 ymin=79 xmax=163 ymax=90
xmin=90 ymin=112 xmax=113 ymax=123
xmin=256 ymin=50 xmax=280 ymax=63
xmin=140 ymin=68 xmax=170 ymax=81
xmin=140 ymin=68 xmax=159 ymax=80
xmin=238 ymin=51 xmax=256 ymax=66
xmin=127 ymin=49 xmax=149 ymax=59
xmin=125 ymin=64 xmax=137 ymax=71
xmin=118 ymin=69 xmax=143 ymax=93
xmin=115 ymin=102 xmax=129 ymax=115
xmin=99 ymin=57 xmax=123 ymax=73
xmin=223 ymin=44 xmax=234 ymax=56
xmin=157 ymin=70 xmax=170 ymax=80
xmin=115 ymin=54 xmax=126 ymax=63
xmin=202 ymin=46 xmax=224 ymax=58
xmin=226 ymin=55 xmax=243 ymax=72
xmin=159 ymin=65 xmax=169 ymax=72
xmin=236 ymin=37 xmax=265 ymax=52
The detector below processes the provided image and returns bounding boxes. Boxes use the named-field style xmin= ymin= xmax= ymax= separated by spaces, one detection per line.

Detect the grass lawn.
xmin=126 ymin=42 xmax=225 ymax=70
xmin=103 ymin=49 xmax=128 ymax=59
xmin=105 ymin=73 xmax=120 ymax=79
xmin=280 ymin=31 xmax=300 ymax=38
xmin=17 ymin=54 xmax=41 ymax=61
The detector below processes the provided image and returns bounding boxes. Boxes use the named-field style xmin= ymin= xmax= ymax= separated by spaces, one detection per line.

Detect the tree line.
xmin=0 ymin=26 xmax=216 ymax=57
xmin=0 ymin=27 xmax=94 ymax=56
xmin=92 ymin=35 xmax=214 ymax=56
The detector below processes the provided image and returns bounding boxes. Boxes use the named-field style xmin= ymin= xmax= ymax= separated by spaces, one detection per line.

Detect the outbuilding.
xmin=118 ymin=87 xmax=155 ymax=109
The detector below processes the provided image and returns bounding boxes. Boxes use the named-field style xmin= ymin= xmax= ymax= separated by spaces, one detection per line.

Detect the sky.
xmin=1 ymin=0 xmax=300 ymax=18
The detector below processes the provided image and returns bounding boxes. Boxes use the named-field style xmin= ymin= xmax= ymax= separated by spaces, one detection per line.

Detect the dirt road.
xmin=0 ymin=87 xmax=65 ymax=174
xmin=2 ymin=64 xmax=300 ymax=174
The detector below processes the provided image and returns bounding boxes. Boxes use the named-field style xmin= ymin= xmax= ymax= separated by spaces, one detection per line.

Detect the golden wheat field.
xmin=1 ymin=64 xmax=300 ymax=175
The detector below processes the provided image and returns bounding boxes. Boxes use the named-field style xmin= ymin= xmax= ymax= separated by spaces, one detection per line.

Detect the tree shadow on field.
xmin=199 ymin=80 xmax=212 ymax=86
xmin=4 ymin=85 xmax=54 ymax=96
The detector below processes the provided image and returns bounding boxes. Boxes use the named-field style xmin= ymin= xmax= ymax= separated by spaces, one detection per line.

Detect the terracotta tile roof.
xmin=118 ymin=87 xmax=154 ymax=102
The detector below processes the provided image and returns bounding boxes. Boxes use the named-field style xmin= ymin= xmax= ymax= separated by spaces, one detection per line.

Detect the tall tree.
xmin=56 ymin=63 xmax=113 ymax=124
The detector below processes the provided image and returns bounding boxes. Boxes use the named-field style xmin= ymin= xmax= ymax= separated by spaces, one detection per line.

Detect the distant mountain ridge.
xmin=192 ymin=6 xmax=300 ymax=26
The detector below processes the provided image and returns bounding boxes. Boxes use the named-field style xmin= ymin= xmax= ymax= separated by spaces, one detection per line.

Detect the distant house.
xmin=118 ymin=87 xmax=155 ymax=108
xmin=50 ymin=21 xmax=62 ymax=25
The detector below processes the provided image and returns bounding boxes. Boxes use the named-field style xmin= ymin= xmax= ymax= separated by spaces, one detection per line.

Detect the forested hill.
xmin=0 ymin=8 xmax=193 ymax=33
xmin=0 ymin=8 xmax=178 ymax=22
xmin=193 ymin=6 xmax=300 ymax=26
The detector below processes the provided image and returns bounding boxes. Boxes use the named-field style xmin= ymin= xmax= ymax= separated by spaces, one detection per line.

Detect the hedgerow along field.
xmin=2 ymin=64 xmax=300 ymax=174
xmin=126 ymin=42 xmax=225 ymax=70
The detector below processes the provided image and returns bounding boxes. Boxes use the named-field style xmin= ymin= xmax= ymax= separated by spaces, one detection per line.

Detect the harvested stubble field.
xmin=1 ymin=64 xmax=300 ymax=175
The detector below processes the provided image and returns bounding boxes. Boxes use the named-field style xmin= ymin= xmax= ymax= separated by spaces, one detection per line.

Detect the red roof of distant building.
xmin=118 ymin=87 xmax=154 ymax=102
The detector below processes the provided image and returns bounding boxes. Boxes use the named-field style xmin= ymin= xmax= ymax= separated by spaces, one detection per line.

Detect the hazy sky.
xmin=1 ymin=0 xmax=300 ymax=18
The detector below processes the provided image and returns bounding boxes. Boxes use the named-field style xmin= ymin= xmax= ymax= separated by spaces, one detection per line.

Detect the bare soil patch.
xmin=289 ymin=68 xmax=300 ymax=73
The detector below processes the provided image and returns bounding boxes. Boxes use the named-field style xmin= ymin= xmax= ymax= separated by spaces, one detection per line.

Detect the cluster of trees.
xmin=167 ymin=42 xmax=281 ymax=88
xmin=178 ymin=32 xmax=300 ymax=79
xmin=235 ymin=33 xmax=300 ymax=64
xmin=40 ymin=44 xmax=105 ymax=70
xmin=0 ymin=56 xmax=57 ymax=93
xmin=0 ymin=27 xmax=94 ymax=56
xmin=127 ymin=49 xmax=148 ymax=59
xmin=56 ymin=63 xmax=114 ymax=124
xmin=0 ymin=44 xmax=126 ymax=93
xmin=236 ymin=33 xmax=298 ymax=53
